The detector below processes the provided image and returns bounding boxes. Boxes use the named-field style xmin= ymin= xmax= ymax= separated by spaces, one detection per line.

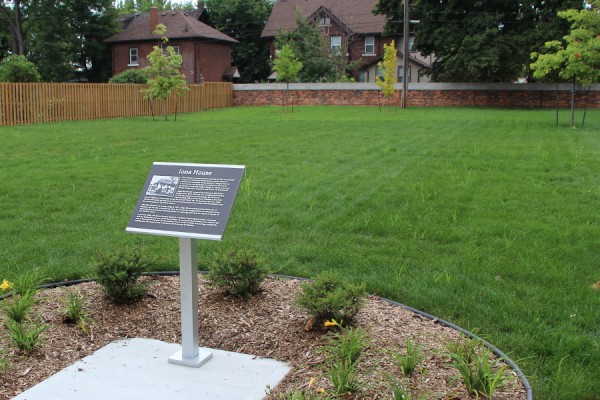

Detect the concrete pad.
xmin=13 ymin=338 xmax=290 ymax=400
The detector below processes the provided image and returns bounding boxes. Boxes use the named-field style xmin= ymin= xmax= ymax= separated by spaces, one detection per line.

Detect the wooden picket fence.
xmin=0 ymin=82 xmax=233 ymax=126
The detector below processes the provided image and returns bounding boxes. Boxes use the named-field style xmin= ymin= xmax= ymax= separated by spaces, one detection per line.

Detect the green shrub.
xmin=206 ymin=249 xmax=268 ymax=299
xmin=294 ymin=271 xmax=366 ymax=328
xmin=0 ymin=55 xmax=42 ymax=82
xmin=108 ymin=68 xmax=148 ymax=84
xmin=94 ymin=248 xmax=149 ymax=304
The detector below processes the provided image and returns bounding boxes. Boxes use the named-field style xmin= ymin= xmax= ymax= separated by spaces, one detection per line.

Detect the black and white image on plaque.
xmin=146 ymin=175 xmax=179 ymax=197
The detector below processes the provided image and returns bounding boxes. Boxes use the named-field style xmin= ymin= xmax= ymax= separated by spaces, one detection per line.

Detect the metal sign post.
xmin=127 ymin=162 xmax=245 ymax=368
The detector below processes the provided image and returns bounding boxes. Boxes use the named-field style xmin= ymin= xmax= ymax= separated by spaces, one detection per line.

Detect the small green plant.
xmin=206 ymin=249 xmax=268 ymax=299
xmin=266 ymin=378 xmax=329 ymax=399
xmin=445 ymin=336 xmax=511 ymax=398
xmin=95 ymin=248 xmax=149 ymax=304
xmin=0 ymin=348 xmax=8 ymax=372
xmin=294 ymin=271 xmax=366 ymax=328
xmin=61 ymin=289 xmax=91 ymax=331
xmin=325 ymin=357 xmax=362 ymax=396
xmin=320 ymin=321 xmax=366 ymax=396
xmin=391 ymin=384 xmax=428 ymax=400
xmin=6 ymin=318 xmax=48 ymax=352
xmin=322 ymin=321 xmax=367 ymax=366
xmin=2 ymin=291 xmax=38 ymax=324
xmin=9 ymin=270 xmax=45 ymax=296
xmin=393 ymin=338 xmax=424 ymax=376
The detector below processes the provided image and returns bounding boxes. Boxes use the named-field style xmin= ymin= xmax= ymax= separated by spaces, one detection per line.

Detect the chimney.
xmin=150 ymin=6 xmax=159 ymax=33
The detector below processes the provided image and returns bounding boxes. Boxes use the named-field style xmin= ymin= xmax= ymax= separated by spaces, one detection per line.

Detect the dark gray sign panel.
xmin=126 ymin=162 xmax=245 ymax=240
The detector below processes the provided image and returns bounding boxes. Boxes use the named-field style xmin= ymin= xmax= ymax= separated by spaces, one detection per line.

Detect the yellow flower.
xmin=0 ymin=279 xmax=13 ymax=292
xmin=308 ymin=377 xmax=316 ymax=388
xmin=323 ymin=320 xmax=339 ymax=328
xmin=317 ymin=388 xmax=326 ymax=394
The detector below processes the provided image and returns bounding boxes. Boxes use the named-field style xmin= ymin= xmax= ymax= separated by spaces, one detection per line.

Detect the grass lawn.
xmin=1 ymin=106 xmax=599 ymax=399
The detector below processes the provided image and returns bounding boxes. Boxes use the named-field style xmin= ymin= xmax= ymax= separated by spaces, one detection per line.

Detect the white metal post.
xmin=168 ymin=237 xmax=212 ymax=367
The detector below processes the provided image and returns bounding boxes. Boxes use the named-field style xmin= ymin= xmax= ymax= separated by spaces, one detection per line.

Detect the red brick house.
xmin=105 ymin=7 xmax=239 ymax=83
xmin=261 ymin=0 xmax=432 ymax=83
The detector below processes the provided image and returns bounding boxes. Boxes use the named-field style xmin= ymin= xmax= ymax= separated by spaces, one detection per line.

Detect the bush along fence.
xmin=233 ymin=82 xmax=600 ymax=109
xmin=0 ymin=82 xmax=233 ymax=126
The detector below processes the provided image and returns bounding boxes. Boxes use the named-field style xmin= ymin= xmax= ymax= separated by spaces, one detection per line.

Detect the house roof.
xmin=105 ymin=10 xmax=237 ymax=44
xmin=261 ymin=0 xmax=385 ymax=38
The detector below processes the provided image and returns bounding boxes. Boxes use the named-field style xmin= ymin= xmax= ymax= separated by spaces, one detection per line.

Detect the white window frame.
xmin=408 ymin=36 xmax=415 ymax=51
xmin=398 ymin=66 xmax=412 ymax=83
xmin=364 ymin=36 xmax=375 ymax=55
xmin=128 ymin=48 xmax=139 ymax=66
xmin=358 ymin=70 xmax=369 ymax=82
xmin=170 ymin=45 xmax=180 ymax=55
xmin=331 ymin=36 xmax=342 ymax=54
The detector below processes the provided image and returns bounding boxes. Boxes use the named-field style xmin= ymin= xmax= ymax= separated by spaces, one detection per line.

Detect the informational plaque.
xmin=126 ymin=162 xmax=245 ymax=241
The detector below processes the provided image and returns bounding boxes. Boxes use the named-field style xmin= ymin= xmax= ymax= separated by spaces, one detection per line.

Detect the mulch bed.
xmin=0 ymin=275 xmax=527 ymax=399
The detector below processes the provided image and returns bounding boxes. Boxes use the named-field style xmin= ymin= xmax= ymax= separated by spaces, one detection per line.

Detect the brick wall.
xmin=233 ymin=83 xmax=600 ymax=108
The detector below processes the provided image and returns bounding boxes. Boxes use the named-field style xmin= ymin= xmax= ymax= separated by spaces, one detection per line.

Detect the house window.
xmin=331 ymin=36 xmax=341 ymax=54
xmin=129 ymin=48 xmax=138 ymax=66
xmin=398 ymin=66 xmax=412 ymax=83
xmin=375 ymin=66 xmax=384 ymax=81
xmin=358 ymin=70 xmax=369 ymax=82
xmin=319 ymin=17 xmax=331 ymax=26
xmin=408 ymin=36 xmax=415 ymax=51
xmin=364 ymin=36 xmax=375 ymax=55
xmin=170 ymin=45 xmax=180 ymax=55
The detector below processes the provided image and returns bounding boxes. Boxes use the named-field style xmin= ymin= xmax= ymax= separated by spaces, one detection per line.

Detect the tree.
xmin=276 ymin=13 xmax=352 ymax=82
xmin=376 ymin=40 xmax=397 ymax=110
xmin=0 ymin=54 xmax=41 ymax=82
xmin=114 ymin=0 xmax=174 ymax=13
xmin=203 ymin=0 xmax=273 ymax=83
xmin=0 ymin=0 xmax=26 ymax=55
xmin=141 ymin=24 xmax=190 ymax=121
xmin=530 ymin=2 xmax=600 ymax=127
xmin=374 ymin=0 xmax=582 ymax=82
xmin=272 ymin=43 xmax=302 ymax=111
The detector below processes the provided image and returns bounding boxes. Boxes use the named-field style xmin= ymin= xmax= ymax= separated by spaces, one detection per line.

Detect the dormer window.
xmin=319 ymin=17 xmax=331 ymax=26
xmin=364 ymin=36 xmax=375 ymax=55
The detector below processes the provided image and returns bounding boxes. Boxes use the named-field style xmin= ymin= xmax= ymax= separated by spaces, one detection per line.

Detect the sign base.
xmin=168 ymin=348 xmax=213 ymax=368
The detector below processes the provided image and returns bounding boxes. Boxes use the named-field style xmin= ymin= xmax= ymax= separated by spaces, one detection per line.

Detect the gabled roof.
xmin=261 ymin=0 xmax=385 ymax=38
xmin=105 ymin=10 xmax=237 ymax=44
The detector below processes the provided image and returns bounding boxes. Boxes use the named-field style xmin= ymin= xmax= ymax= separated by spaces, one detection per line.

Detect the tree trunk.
xmin=0 ymin=0 xmax=25 ymax=55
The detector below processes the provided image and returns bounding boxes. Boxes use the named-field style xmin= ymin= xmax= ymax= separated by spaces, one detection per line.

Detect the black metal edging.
xmin=0 ymin=272 xmax=533 ymax=399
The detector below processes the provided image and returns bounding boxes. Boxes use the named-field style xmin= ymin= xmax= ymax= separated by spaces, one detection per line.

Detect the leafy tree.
xmin=115 ymin=0 xmax=174 ymax=13
xmin=276 ymin=13 xmax=352 ymax=82
xmin=374 ymin=0 xmax=582 ymax=82
xmin=0 ymin=0 xmax=26 ymax=55
xmin=203 ymin=0 xmax=273 ymax=83
xmin=0 ymin=54 xmax=41 ymax=82
xmin=530 ymin=2 xmax=600 ymax=127
xmin=376 ymin=40 xmax=397 ymax=110
xmin=141 ymin=24 xmax=190 ymax=121
xmin=272 ymin=43 xmax=302 ymax=111
xmin=0 ymin=0 xmax=118 ymax=82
